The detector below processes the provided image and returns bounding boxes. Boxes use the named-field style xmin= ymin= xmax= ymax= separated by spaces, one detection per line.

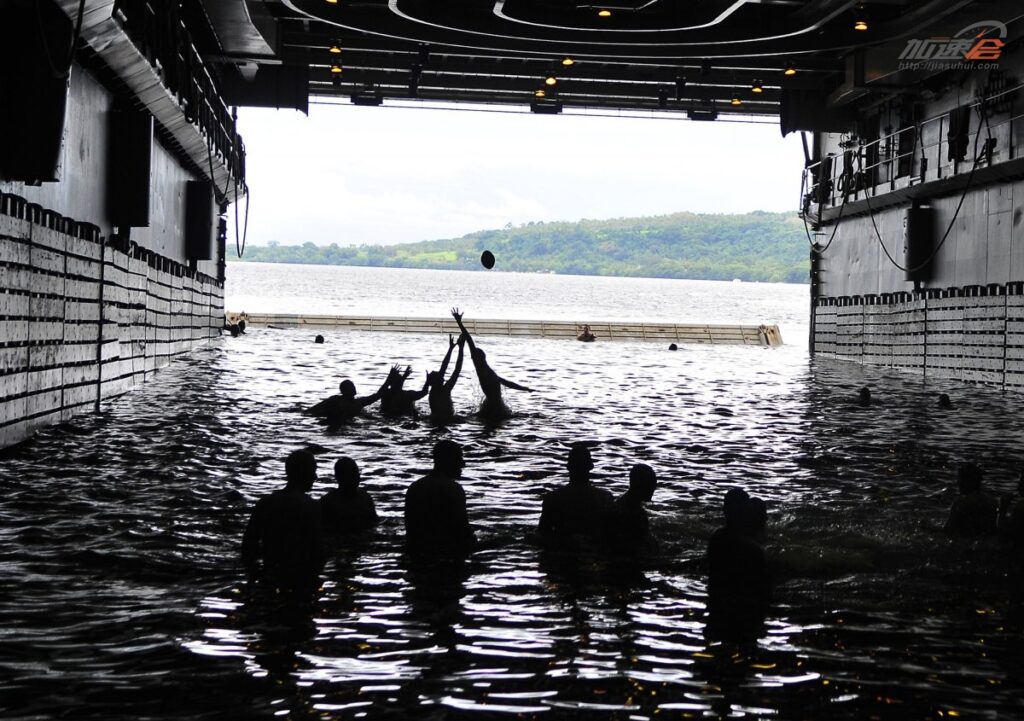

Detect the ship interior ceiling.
xmin=4 ymin=0 xmax=1024 ymax=450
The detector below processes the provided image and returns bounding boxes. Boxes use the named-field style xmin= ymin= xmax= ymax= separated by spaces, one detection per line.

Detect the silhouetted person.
xmin=224 ymin=317 xmax=246 ymax=336
xmin=380 ymin=364 xmax=429 ymax=417
xmin=577 ymin=324 xmax=596 ymax=342
xmin=428 ymin=334 xmax=466 ymax=422
xmin=451 ymin=307 xmax=533 ymax=418
xmin=308 ymin=375 xmax=388 ymax=422
xmin=945 ymin=462 xmax=998 ymax=538
xmin=858 ymin=386 xmax=871 ymax=407
xmin=668 ymin=343 xmax=678 ymax=351
xmin=937 ymin=393 xmax=952 ymax=409
xmin=320 ymin=457 xmax=378 ymax=535
xmin=538 ymin=444 xmax=614 ymax=541
xmin=241 ymin=449 xmax=325 ymax=590
xmin=314 ymin=334 xmax=325 ymax=344
xmin=999 ymin=471 xmax=1024 ymax=550
xmin=404 ymin=440 xmax=475 ymax=549
xmin=606 ymin=463 xmax=657 ymax=547
xmin=706 ymin=488 xmax=771 ymax=641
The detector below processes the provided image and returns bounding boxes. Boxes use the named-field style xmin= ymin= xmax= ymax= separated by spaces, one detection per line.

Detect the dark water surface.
xmin=3 ymin=327 xmax=1024 ymax=720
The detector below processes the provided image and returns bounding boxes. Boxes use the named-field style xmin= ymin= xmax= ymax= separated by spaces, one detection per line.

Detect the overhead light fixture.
xmin=544 ymin=73 xmax=557 ymax=86
xmin=597 ymin=9 xmax=611 ymax=17
xmin=330 ymin=62 xmax=342 ymax=74
xmin=752 ymin=79 xmax=763 ymax=93
xmin=688 ymin=109 xmax=718 ymax=122
xmin=783 ymin=63 xmax=797 ymax=76
xmin=328 ymin=43 xmax=342 ymax=54
xmin=853 ymin=5 xmax=868 ymax=31
xmin=730 ymin=96 xmax=742 ymax=106
xmin=531 ymin=100 xmax=562 ymax=114
xmin=534 ymin=88 xmax=546 ymax=98
xmin=352 ymin=92 xmax=383 ymax=106
xmin=561 ymin=56 xmax=575 ymax=67
xmin=324 ymin=0 xmax=339 ymax=4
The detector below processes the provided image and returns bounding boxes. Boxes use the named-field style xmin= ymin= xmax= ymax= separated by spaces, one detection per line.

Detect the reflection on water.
xmin=3 ymin=322 xmax=1024 ymax=719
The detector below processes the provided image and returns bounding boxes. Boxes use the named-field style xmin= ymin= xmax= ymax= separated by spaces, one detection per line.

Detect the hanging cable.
xmin=235 ymin=183 xmax=250 ymax=259
xmin=800 ymin=163 xmax=850 ymax=255
xmin=861 ymin=103 xmax=988 ymax=274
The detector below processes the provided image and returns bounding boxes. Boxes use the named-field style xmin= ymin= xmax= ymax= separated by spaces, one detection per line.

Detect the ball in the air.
xmin=480 ymin=250 xmax=495 ymax=269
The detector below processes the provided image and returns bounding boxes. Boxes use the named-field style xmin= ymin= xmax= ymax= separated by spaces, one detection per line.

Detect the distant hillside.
xmin=231 ymin=211 xmax=810 ymax=283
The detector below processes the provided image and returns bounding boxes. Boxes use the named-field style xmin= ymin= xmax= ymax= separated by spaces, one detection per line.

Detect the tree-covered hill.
xmin=231 ymin=211 xmax=810 ymax=283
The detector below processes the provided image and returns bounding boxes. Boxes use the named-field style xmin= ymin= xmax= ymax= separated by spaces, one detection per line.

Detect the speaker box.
xmin=904 ymin=205 xmax=935 ymax=282
xmin=185 ymin=181 xmax=214 ymax=261
xmin=0 ymin=0 xmax=72 ymax=182
xmin=107 ymin=107 xmax=153 ymax=226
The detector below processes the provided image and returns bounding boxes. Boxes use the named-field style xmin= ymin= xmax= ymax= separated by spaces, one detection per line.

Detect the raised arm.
xmin=451 ymin=307 xmax=477 ymax=353
xmin=437 ymin=334 xmax=457 ymax=378
xmin=358 ymin=368 xmax=397 ymax=408
xmin=498 ymin=374 xmax=533 ymax=392
xmin=409 ymin=373 xmax=430 ymax=401
xmin=445 ymin=336 xmax=465 ymax=392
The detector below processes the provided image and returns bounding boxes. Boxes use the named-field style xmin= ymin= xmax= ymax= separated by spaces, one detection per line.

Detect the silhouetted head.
xmin=668 ymin=343 xmax=678 ymax=351
xmin=314 ymin=334 xmax=325 ymax=344
xmin=957 ymin=463 xmax=983 ymax=494
xmin=723 ymin=487 xmax=751 ymax=528
xmin=285 ymin=449 xmax=317 ymax=492
xmin=629 ymin=463 xmax=657 ymax=502
xmin=937 ymin=393 xmax=952 ymax=409
xmin=427 ymin=371 xmax=442 ymax=387
xmin=338 ymin=379 xmax=357 ymax=398
xmin=334 ymin=456 xmax=360 ymax=492
xmin=858 ymin=386 xmax=871 ymax=406
xmin=567 ymin=443 xmax=594 ymax=484
xmin=432 ymin=439 xmax=465 ymax=478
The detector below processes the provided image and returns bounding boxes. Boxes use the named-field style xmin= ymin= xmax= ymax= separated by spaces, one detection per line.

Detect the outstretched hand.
xmin=448 ymin=333 xmax=457 ymax=348
xmin=451 ymin=307 xmax=463 ymax=323
xmin=403 ymin=365 xmax=413 ymax=379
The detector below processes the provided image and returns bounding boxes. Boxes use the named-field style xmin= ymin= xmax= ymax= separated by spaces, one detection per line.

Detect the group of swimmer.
xmin=241 ymin=438 xmax=774 ymax=640
xmin=308 ymin=309 xmax=532 ymax=422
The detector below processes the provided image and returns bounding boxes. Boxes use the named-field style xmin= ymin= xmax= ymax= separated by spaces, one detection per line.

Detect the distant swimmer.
xmin=380 ymin=364 xmax=430 ymax=417
xmin=320 ymin=457 xmax=378 ymax=534
xmin=858 ymin=386 xmax=872 ymax=407
xmin=404 ymin=439 xmax=475 ymax=549
xmin=427 ymin=334 xmax=466 ymax=422
xmin=314 ymin=334 xmax=325 ymax=344
xmin=668 ymin=343 xmax=678 ymax=351
xmin=538 ymin=443 xmax=614 ymax=541
xmin=945 ymin=462 xmax=998 ymax=538
xmin=241 ymin=449 xmax=325 ymax=589
xmin=308 ymin=375 xmax=389 ymax=422
xmin=451 ymin=307 xmax=533 ymax=418
xmin=937 ymin=393 xmax=952 ymax=409
xmin=224 ymin=318 xmax=246 ymax=337
xmin=606 ymin=463 xmax=657 ymax=547
xmin=577 ymin=324 xmax=596 ymax=342
xmin=706 ymin=488 xmax=771 ymax=641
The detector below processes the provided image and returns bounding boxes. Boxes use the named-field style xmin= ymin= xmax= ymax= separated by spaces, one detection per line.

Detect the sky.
xmin=234 ymin=102 xmax=804 ymax=248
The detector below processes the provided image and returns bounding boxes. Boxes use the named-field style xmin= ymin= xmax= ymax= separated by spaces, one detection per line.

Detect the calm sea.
xmin=3 ymin=262 xmax=1023 ymax=720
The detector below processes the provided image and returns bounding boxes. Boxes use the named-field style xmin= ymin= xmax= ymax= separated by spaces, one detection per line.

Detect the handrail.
xmin=111 ymin=0 xmax=245 ymax=199
xmin=799 ymin=79 xmax=1023 ymax=218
